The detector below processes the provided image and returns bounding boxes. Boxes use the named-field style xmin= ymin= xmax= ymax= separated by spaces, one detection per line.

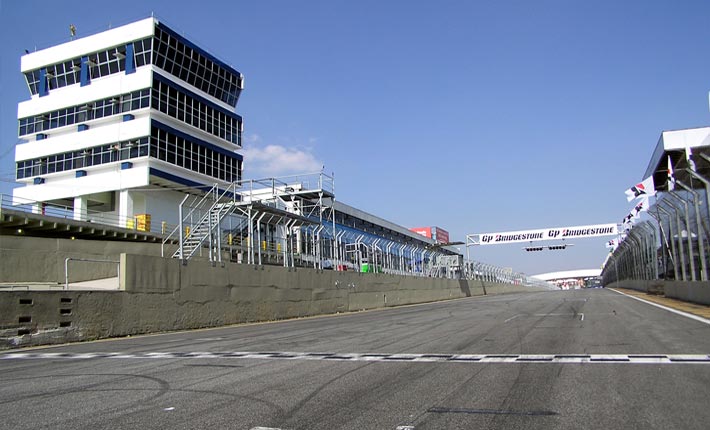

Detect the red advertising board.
xmin=410 ymin=226 xmax=432 ymax=239
xmin=433 ymin=227 xmax=449 ymax=244
xmin=410 ymin=226 xmax=449 ymax=244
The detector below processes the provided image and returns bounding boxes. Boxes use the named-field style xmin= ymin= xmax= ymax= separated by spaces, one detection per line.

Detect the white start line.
xmin=2 ymin=351 xmax=709 ymax=364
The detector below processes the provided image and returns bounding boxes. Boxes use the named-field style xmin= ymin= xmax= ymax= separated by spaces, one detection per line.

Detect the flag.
xmin=622 ymin=195 xmax=649 ymax=228
xmin=667 ymin=155 xmax=675 ymax=191
xmin=631 ymin=196 xmax=649 ymax=219
xmin=686 ymin=147 xmax=696 ymax=172
xmin=622 ymin=213 xmax=634 ymax=226
xmin=625 ymin=176 xmax=655 ymax=201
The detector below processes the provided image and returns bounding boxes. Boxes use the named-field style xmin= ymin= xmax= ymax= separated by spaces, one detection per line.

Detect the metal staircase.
xmin=173 ymin=201 xmax=236 ymax=259
xmin=161 ymin=183 xmax=240 ymax=261
xmin=161 ymin=172 xmax=336 ymax=266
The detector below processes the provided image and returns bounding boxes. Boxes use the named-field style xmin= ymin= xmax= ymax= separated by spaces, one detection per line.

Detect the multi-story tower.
xmin=13 ymin=17 xmax=244 ymax=228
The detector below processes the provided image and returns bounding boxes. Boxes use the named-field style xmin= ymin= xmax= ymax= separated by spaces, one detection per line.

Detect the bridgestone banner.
xmin=474 ymin=223 xmax=618 ymax=246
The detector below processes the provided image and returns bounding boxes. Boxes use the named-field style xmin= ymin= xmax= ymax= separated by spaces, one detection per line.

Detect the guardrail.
xmin=64 ymin=257 xmax=120 ymax=290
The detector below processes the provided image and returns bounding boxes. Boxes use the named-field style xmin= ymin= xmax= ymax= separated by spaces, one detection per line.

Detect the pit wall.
xmin=1 ymin=252 xmax=548 ymax=349
xmin=0 ymin=235 xmax=165 ymax=284
xmin=608 ymin=280 xmax=710 ymax=306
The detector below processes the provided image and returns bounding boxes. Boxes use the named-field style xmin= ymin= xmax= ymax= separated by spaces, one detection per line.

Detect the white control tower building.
xmin=13 ymin=17 xmax=244 ymax=228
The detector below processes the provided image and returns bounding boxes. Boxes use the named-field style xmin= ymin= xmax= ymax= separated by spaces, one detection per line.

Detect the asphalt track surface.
xmin=2 ymin=288 xmax=710 ymax=430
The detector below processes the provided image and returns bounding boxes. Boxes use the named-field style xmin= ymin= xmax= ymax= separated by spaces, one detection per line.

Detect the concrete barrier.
xmin=1 ymin=240 xmax=549 ymax=350
xmin=0 ymin=235 xmax=165 ymax=284
xmin=664 ymin=282 xmax=710 ymax=305
xmin=609 ymin=280 xmax=710 ymax=305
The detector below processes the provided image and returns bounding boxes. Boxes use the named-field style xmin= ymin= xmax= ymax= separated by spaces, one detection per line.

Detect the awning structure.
xmin=604 ymin=126 xmax=710 ymax=285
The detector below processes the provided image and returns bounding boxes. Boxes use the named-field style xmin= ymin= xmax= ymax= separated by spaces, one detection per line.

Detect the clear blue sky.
xmin=2 ymin=0 xmax=710 ymax=275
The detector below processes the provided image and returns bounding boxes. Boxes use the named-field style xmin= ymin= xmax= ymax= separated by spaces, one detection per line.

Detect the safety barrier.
xmin=603 ymin=185 xmax=710 ymax=285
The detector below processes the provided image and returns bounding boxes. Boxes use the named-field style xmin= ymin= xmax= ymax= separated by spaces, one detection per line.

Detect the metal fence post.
xmin=659 ymin=199 xmax=687 ymax=281
xmin=675 ymin=180 xmax=707 ymax=280
xmin=667 ymin=192 xmax=696 ymax=281
xmin=657 ymin=205 xmax=679 ymax=280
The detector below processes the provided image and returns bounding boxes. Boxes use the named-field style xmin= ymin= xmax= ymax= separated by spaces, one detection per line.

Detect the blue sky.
xmin=2 ymin=0 xmax=710 ymax=275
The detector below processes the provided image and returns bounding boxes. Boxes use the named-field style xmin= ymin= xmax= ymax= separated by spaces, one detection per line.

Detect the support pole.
xmin=659 ymin=199 xmax=688 ymax=281
xmin=667 ymin=192 xmax=696 ymax=281
xmin=256 ymin=213 xmax=266 ymax=266
xmin=685 ymin=166 xmax=710 ymax=236
xmin=657 ymin=205 xmax=679 ymax=280
xmin=675 ymin=180 xmax=707 ymax=280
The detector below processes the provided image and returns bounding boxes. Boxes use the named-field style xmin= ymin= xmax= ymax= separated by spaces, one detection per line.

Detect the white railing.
xmin=0 ymin=193 xmax=178 ymax=237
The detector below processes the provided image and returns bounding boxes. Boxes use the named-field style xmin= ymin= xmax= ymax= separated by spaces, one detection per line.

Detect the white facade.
xmin=644 ymin=126 xmax=710 ymax=179
xmin=13 ymin=17 xmax=244 ymax=230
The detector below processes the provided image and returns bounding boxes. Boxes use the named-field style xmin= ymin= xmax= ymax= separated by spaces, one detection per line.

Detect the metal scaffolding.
xmin=160 ymin=171 xmax=551 ymax=287
xmin=162 ymin=172 xmax=334 ymax=268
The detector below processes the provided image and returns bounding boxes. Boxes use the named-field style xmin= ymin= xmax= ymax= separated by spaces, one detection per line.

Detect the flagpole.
xmin=659 ymin=154 xmax=677 ymax=279
xmin=624 ymin=174 xmax=662 ymax=277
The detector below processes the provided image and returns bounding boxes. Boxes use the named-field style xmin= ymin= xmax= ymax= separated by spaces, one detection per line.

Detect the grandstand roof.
xmin=532 ymin=269 xmax=601 ymax=281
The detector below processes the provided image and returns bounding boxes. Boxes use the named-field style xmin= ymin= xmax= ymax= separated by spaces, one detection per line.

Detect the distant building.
xmin=13 ymin=17 xmax=244 ymax=228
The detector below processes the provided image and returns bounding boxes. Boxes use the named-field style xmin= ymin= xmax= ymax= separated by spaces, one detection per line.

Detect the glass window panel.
xmin=66 ymin=70 xmax=76 ymax=85
xmin=99 ymin=63 xmax=109 ymax=77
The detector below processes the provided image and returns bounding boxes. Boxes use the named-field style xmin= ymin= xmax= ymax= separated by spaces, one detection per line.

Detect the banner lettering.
xmin=475 ymin=223 xmax=618 ymax=246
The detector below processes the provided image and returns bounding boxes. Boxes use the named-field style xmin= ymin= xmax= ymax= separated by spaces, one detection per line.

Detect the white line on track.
xmin=610 ymin=289 xmax=710 ymax=326
xmin=2 ymin=351 xmax=709 ymax=364
xmin=504 ymin=314 xmax=521 ymax=323
xmin=506 ymin=313 xmax=587 ymax=322
xmin=532 ymin=313 xmax=576 ymax=317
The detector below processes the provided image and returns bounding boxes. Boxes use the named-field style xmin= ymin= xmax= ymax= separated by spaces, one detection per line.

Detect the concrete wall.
xmin=607 ymin=280 xmax=660 ymax=294
xmin=1 ymin=252 xmax=548 ymax=349
xmin=664 ymin=282 xmax=710 ymax=305
xmin=0 ymin=235 xmax=165 ymax=284
xmin=609 ymin=280 xmax=710 ymax=305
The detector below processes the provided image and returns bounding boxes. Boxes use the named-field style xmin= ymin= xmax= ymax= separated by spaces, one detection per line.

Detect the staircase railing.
xmin=170 ymin=182 xmax=241 ymax=261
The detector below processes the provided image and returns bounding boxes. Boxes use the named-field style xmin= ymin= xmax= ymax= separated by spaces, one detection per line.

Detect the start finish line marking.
xmin=1 ymin=351 xmax=709 ymax=364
